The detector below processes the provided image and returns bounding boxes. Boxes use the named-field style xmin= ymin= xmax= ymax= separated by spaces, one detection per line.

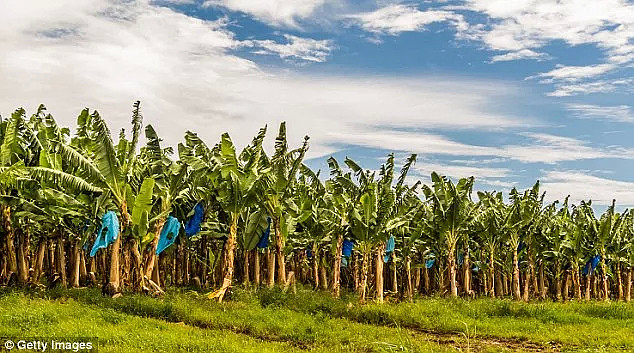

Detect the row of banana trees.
xmin=1 ymin=103 xmax=634 ymax=303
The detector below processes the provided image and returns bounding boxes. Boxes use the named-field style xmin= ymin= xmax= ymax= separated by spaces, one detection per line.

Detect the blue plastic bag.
xmin=583 ymin=255 xmax=601 ymax=275
xmin=340 ymin=239 xmax=355 ymax=268
xmin=185 ymin=203 xmax=204 ymax=237
xmin=156 ymin=216 xmax=181 ymax=255
xmin=425 ymin=258 xmax=435 ymax=269
xmin=90 ymin=211 xmax=119 ymax=257
xmin=342 ymin=239 xmax=354 ymax=257
xmin=257 ymin=217 xmax=271 ymax=249
xmin=383 ymin=235 xmax=395 ymax=263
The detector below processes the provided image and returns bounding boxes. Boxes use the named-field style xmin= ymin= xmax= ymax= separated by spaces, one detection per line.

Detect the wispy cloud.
xmin=547 ymin=78 xmax=634 ymax=97
xmin=541 ymin=170 xmax=634 ymax=205
xmin=327 ymin=129 xmax=634 ymax=164
xmin=530 ymin=64 xmax=617 ymax=83
xmin=490 ymin=49 xmax=549 ymax=63
xmin=246 ymin=34 xmax=335 ymax=63
xmin=202 ymin=0 xmax=330 ymax=27
xmin=344 ymin=4 xmax=466 ymax=36
xmin=567 ymin=103 xmax=634 ymax=123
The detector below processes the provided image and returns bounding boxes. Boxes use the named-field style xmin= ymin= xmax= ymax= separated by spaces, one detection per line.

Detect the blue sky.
xmin=1 ymin=0 xmax=634 ymax=207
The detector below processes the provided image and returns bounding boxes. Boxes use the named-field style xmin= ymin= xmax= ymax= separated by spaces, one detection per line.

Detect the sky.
xmin=1 ymin=0 xmax=634 ymax=208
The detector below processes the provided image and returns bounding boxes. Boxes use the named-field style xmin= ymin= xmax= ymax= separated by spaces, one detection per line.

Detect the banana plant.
xmin=475 ymin=191 xmax=507 ymax=298
xmin=505 ymin=182 xmax=543 ymax=301
xmin=422 ymin=172 xmax=475 ymax=297
xmin=37 ymin=102 xmax=156 ymax=294
xmin=258 ymin=122 xmax=309 ymax=285
xmin=585 ymin=199 xmax=624 ymax=301
xmin=207 ymin=128 xmax=267 ymax=302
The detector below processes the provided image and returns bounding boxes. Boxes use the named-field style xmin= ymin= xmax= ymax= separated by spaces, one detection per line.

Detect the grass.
xmin=0 ymin=286 xmax=632 ymax=352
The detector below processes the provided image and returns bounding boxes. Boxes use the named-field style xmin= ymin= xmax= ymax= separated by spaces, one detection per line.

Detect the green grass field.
xmin=1 ymin=287 xmax=632 ymax=352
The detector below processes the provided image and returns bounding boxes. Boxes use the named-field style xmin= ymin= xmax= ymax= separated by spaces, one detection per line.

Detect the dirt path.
xmin=409 ymin=327 xmax=562 ymax=352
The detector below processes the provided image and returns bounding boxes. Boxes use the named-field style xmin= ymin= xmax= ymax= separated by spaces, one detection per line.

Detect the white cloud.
xmin=246 ymin=34 xmax=334 ymax=62
xmin=541 ymin=171 xmax=634 ymax=205
xmin=500 ymin=133 xmax=634 ymax=164
xmin=0 ymin=0 xmax=533 ymax=161
xmin=202 ymin=0 xmax=329 ymax=27
xmin=345 ymin=4 xmax=466 ymax=36
xmin=325 ymin=129 xmax=634 ymax=164
xmin=530 ymin=64 xmax=617 ymax=83
xmin=463 ymin=0 xmax=634 ymax=61
xmin=547 ymin=78 xmax=634 ymax=96
xmin=458 ymin=0 xmax=634 ymax=94
xmin=490 ymin=49 xmax=548 ymax=62
xmin=567 ymin=104 xmax=634 ymax=123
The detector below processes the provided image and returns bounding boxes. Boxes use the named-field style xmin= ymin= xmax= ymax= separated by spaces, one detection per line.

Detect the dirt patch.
xmin=410 ymin=328 xmax=562 ymax=352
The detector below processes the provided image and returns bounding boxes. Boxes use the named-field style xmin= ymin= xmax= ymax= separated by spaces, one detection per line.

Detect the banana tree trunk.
xmin=47 ymin=239 xmax=56 ymax=282
xmin=331 ymin=233 xmax=343 ymax=298
xmin=359 ymin=251 xmax=370 ymax=304
xmin=353 ymin=252 xmax=360 ymax=291
xmin=528 ymin=249 xmax=538 ymax=298
xmin=489 ymin=250 xmax=495 ymax=298
xmin=495 ymin=269 xmax=503 ymax=297
xmin=423 ymin=265 xmax=430 ymax=294
xmin=184 ymin=245 xmax=190 ymax=285
xmin=0 ymin=244 xmax=6 ymax=283
xmin=2 ymin=205 xmax=17 ymax=281
xmin=143 ymin=218 xmax=165 ymax=279
xmin=463 ymin=245 xmax=471 ymax=296
xmin=573 ymin=268 xmax=582 ymax=300
xmin=70 ymin=239 xmax=81 ymax=288
xmin=266 ymin=248 xmax=275 ymax=288
xmin=273 ymin=217 xmax=286 ymax=285
xmin=33 ymin=240 xmax=46 ymax=284
xmin=79 ymin=249 xmax=87 ymax=285
xmin=375 ymin=243 xmax=385 ymax=303
xmin=585 ymin=274 xmax=592 ymax=301
xmin=438 ymin=259 xmax=446 ymax=295
xmin=448 ymin=244 xmax=458 ymax=297
xmin=106 ymin=228 xmax=122 ymax=294
xmin=625 ymin=267 xmax=634 ymax=303
xmin=414 ymin=267 xmax=421 ymax=294
xmin=601 ymin=256 xmax=609 ymax=301
xmin=56 ymin=235 xmax=67 ymax=288
xmin=563 ymin=270 xmax=570 ymax=301
xmin=106 ymin=204 xmax=129 ymax=296
xmin=130 ymin=238 xmax=144 ymax=292
xmin=153 ymin=255 xmax=161 ymax=286
xmin=16 ymin=230 xmax=29 ymax=285
xmin=243 ymin=249 xmax=250 ymax=286
xmin=216 ymin=216 xmax=237 ymax=302
xmin=555 ymin=259 xmax=562 ymax=301
xmin=319 ymin=253 xmax=328 ymax=290
xmin=312 ymin=246 xmax=319 ymax=289
xmin=617 ymin=262 xmax=623 ymax=301
xmin=122 ymin=240 xmax=132 ymax=288
xmin=539 ymin=261 xmax=547 ymax=300
xmin=254 ymin=249 xmax=260 ymax=286
xmin=391 ymin=252 xmax=398 ymax=294
xmin=512 ymin=247 xmax=521 ymax=301
xmin=406 ymin=256 xmax=413 ymax=302
xmin=523 ymin=268 xmax=530 ymax=302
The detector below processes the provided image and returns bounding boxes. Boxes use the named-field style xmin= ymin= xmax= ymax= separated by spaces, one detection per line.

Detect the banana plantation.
xmin=2 ymin=102 xmax=634 ymax=304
